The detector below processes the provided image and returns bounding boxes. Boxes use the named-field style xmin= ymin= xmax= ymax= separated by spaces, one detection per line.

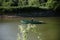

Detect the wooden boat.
xmin=20 ymin=20 xmax=45 ymax=24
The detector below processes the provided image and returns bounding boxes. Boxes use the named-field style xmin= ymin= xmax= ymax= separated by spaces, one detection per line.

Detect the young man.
xmin=31 ymin=18 xmax=34 ymax=22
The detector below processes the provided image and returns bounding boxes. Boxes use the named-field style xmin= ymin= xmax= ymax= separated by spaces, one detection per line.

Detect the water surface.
xmin=0 ymin=17 xmax=60 ymax=40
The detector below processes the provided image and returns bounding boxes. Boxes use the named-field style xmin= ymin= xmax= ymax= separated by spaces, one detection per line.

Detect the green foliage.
xmin=53 ymin=1 xmax=60 ymax=10
xmin=28 ymin=0 xmax=40 ymax=6
xmin=0 ymin=0 xmax=60 ymax=10
xmin=0 ymin=0 xmax=3 ymax=6
xmin=46 ymin=0 xmax=56 ymax=9
xmin=18 ymin=0 xmax=24 ymax=6
xmin=0 ymin=0 xmax=3 ymax=3
xmin=2 ymin=0 xmax=13 ymax=7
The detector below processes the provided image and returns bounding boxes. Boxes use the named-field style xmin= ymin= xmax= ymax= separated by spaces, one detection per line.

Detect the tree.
xmin=0 ymin=0 xmax=3 ymax=6
xmin=2 ymin=0 xmax=13 ymax=7
xmin=18 ymin=0 xmax=28 ymax=7
xmin=0 ymin=0 xmax=60 ymax=10
xmin=28 ymin=0 xmax=40 ymax=7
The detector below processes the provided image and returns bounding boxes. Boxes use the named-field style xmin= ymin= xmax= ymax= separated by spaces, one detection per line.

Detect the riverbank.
xmin=0 ymin=15 xmax=60 ymax=23
xmin=0 ymin=15 xmax=20 ymax=22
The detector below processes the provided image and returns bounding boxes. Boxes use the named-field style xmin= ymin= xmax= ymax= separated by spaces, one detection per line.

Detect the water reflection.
xmin=17 ymin=24 xmax=37 ymax=40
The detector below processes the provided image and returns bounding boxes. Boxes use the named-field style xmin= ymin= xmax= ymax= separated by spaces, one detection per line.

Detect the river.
xmin=0 ymin=17 xmax=60 ymax=40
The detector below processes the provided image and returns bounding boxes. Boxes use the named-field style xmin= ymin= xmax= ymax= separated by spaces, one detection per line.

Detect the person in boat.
xmin=31 ymin=18 xmax=34 ymax=22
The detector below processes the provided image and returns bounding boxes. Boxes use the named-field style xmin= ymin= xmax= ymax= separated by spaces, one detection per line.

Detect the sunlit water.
xmin=17 ymin=24 xmax=39 ymax=40
xmin=0 ymin=17 xmax=60 ymax=40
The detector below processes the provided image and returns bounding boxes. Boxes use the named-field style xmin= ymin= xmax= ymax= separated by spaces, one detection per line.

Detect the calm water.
xmin=0 ymin=17 xmax=60 ymax=40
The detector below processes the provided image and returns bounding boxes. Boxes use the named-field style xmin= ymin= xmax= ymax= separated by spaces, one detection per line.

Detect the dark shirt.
xmin=31 ymin=19 xmax=33 ymax=22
